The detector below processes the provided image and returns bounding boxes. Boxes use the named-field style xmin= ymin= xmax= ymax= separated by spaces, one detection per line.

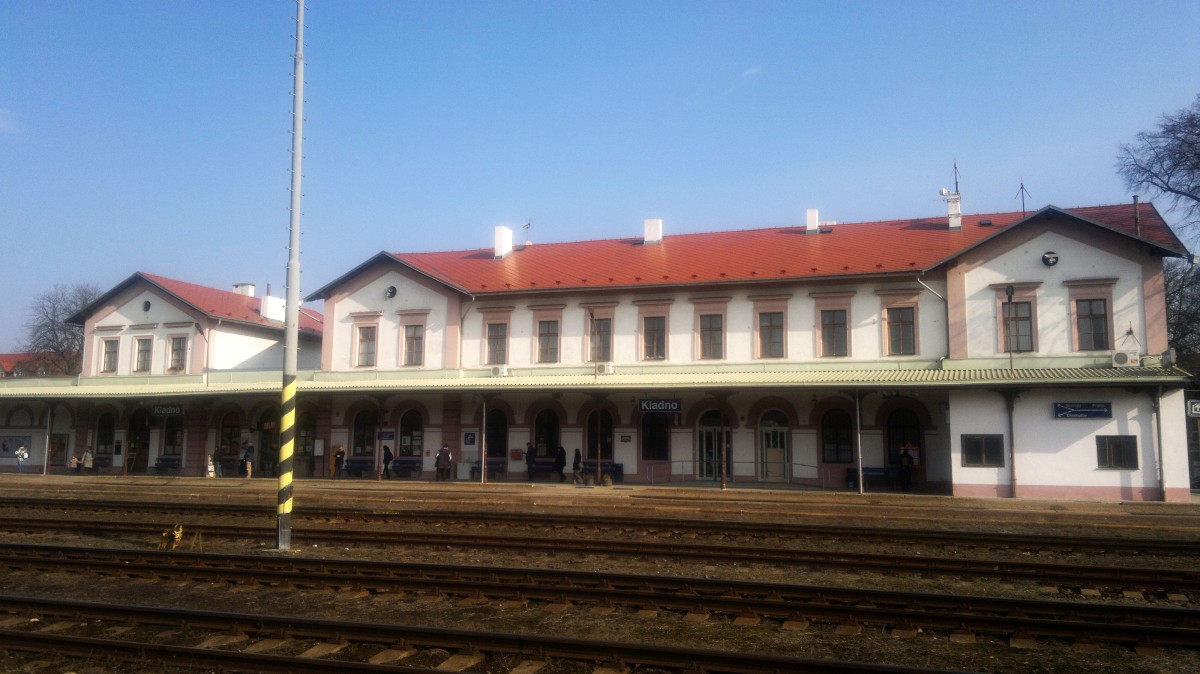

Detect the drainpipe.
xmin=1153 ymin=385 xmax=1165 ymax=501
xmin=1004 ymin=390 xmax=1018 ymax=498
xmin=854 ymin=389 xmax=864 ymax=495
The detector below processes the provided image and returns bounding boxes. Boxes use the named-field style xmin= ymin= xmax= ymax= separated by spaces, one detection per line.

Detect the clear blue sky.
xmin=2 ymin=0 xmax=1198 ymax=351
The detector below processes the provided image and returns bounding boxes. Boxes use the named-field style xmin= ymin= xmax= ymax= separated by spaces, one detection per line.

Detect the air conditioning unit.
xmin=1111 ymin=350 xmax=1141 ymax=368
xmin=490 ymin=365 xmax=509 ymax=377
xmin=595 ymin=362 xmax=615 ymax=375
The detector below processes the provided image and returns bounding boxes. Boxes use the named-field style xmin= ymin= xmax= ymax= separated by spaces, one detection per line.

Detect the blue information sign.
xmin=377 ymin=430 xmax=396 ymax=441
xmin=1053 ymin=403 xmax=1112 ymax=419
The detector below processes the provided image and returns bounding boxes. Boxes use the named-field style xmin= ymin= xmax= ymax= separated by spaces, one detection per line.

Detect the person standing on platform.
xmin=82 ymin=447 xmax=94 ymax=475
xmin=381 ymin=445 xmax=393 ymax=479
xmin=242 ymin=442 xmax=255 ymax=479
xmin=524 ymin=442 xmax=537 ymax=480
xmin=68 ymin=454 xmax=79 ymax=474
xmin=573 ymin=448 xmax=582 ymax=474
xmin=333 ymin=445 xmax=346 ymax=479
xmin=554 ymin=446 xmax=567 ymax=482
xmin=14 ymin=446 xmax=28 ymax=473
xmin=435 ymin=444 xmax=452 ymax=481
xmin=898 ymin=443 xmax=915 ymax=491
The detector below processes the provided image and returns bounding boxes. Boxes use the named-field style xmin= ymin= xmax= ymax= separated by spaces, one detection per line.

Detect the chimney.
xmin=494 ymin=226 xmax=513 ymax=258
xmin=806 ymin=208 xmax=819 ymax=234
xmin=643 ymin=218 xmax=663 ymax=244
xmin=946 ymin=191 xmax=962 ymax=230
xmin=233 ymin=283 xmax=256 ymax=297
xmin=260 ymin=295 xmax=285 ymax=322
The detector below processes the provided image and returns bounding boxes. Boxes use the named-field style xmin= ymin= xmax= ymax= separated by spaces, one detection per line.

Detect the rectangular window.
xmin=487 ymin=323 xmax=508 ymax=364
xmin=404 ymin=324 xmax=424 ymax=366
xmin=758 ymin=311 xmax=784 ymax=358
xmin=590 ymin=317 xmax=612 ymax=362
xmin=538 ymin=320 xmax=559 ymax=363
xmin=699 ymin=314 xmax=723 ymax=359
xmin=169 ymin=337 xmax=186 ymax=371
xmin=821 ymin=309 xmax=848 ymax=357
xmin=357 ymin=326 xmax=377 ymax=367
xmin=1002 ymin=302 xmax=1033 ymax=352
xmin=961 ymin=434 xmax=1005 ymax=467
xmin=101 ymin=339 xmax=119 ymax=373
xmin=887 ymin=307 xmax=915 ymax=355
xmin=643 ymin=316 xmax=666 ymax=360
xmin=1077 ymin=299 xmax=1109 ymax=351
xmin=134 ymin=337 xmax=152 ymax=372
xmin=1096 ymin=435 xmax=1137 ymax=469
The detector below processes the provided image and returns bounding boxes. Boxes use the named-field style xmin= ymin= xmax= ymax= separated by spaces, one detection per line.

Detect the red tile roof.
xmin=70 ymin=273 xmax=323 ymax=336
xmin=0 ymin=352 xmax=71 ymax=377
xmin=375 ymin=203 xmax=1187 ymax=296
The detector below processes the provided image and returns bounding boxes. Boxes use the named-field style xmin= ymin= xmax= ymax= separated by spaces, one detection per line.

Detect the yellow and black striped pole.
xmin=277 ymin=0 xmax=306 ymax=550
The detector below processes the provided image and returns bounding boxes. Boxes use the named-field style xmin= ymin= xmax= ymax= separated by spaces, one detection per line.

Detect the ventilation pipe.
xmin=643 ymin=218 xmax=663 ymax=244
xmin=494 ymin=226 xmax=513 ymax=259
xmin=806 ymin=209 xmax=819 ymax=234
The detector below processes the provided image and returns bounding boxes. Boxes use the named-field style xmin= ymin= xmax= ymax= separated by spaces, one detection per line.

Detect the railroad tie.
xmin=1009 ymin=632 xmax=1037 ymax=649
xmin=298 ymin=640 xmax=350 ymax=658
xmin=368 ymin=646 xmax=418 ymax=664
xmin=242 ymin=638 xmax=289 ymax=653
xmin=438 ymin=652 xmax=485 ymax=671
xmin=509 ymin=660 xmax=550 ymax=674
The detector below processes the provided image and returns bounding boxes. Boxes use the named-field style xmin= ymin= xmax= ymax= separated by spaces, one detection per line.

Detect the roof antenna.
xmin=952 ymin=160 xmax=960 ymax=194
xmin=1014 ymin=178 xmax=1031 ymax=215
xmin=523 ymin=220 xmax=532 ymax=246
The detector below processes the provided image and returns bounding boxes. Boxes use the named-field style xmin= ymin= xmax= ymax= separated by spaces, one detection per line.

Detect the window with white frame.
xmin=486 ymin=322 xmax=508 ymax=364
xmin=879 ymin=290 xmax=920 ymax=356
xmin=582 ymin=304 xmax=615 ymax=363
xmin=991 ymin=283 xmax=1040 ymax=354
xmin=812 ymin=291 xmax=854 ymax=358
xmin=403 ymin=324 xmax=424 ymax=366
xmin=537 ymin=320 xmax=559 ymax=363
xmin=169 ymin=336 xmax=187 ymax=371
xmin=356 ymin=325 xmax=377 ymax=367
xmin=100 ymin=339 xmax=119 ymax=373
xmin=134 ymin=337 xmax=152 ymax=372
xmin=1066 ymin=279 xmax=1116 ymax=352
xmin=751 ymin=295 xmax=789 ymax=360
xmin=636 ymin=299 xmax=671 ymax=361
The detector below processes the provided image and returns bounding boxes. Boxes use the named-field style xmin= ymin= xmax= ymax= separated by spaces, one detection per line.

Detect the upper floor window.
xmin=487 ymin=322 xmax=508 ymax=364
xmin=1002 ymin=302 xmax=1033 ymax=352
xmin=1076 ymin=300 xmax=1109 ymax=351
xmin=643 ymin=316 xmax=666 ymax=360
xmin=886 ymin=307 xmax=915 ymax=356
xmin=1066 ymin=279 xmax=1115 ymax=353
xmin=101 ymin=339 xmax=119 ymax=373
xmin=821 ymin=310 xmax=848 ymax=357
xmin=589 ymin=317 xmax=611 ymax=362
xmin=404 ymin=324 xmax=424 ymax=366
xmin=699 ymin=314 xmax=724 ymax=359
xmin=758 ymin=311 xmax=784 ymax=358
xmin=992 ymin=283 xmax=1040 ymax=354
xmin=169 ymin=336 xmax=187 ymax=371
xmin=134 ymin=337 xmax=152 ymax=372
xmin=537 ymin=320 xmax=559 ymax=363
xmin=1096 ymin=435 xmax=1137 ymax=470
xmin=356 ymin=325 xmax=377 ymax=367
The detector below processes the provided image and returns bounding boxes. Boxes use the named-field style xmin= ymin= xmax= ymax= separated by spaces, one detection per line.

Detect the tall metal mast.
xmin=277 ymin=0 xmax=305 ymax=551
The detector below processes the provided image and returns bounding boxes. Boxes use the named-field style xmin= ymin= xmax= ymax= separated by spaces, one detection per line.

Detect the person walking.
xmin=572 ymin=448 xmax=582 ymax=474
xmin=435 ymin=444 xmax=452 ymax=481
xmin=68 ymin=454 xmax=79 ymax=474
xmin=82 ymin=447 xmax=94 ymax=475
xmin=14 ymin=446 xmax=28 ymax=473
xmin=242 ymin=442 xmax=255 ymax=479
xmin=524 ymin=442 xmax=537 ymax=481
xmin=381 ymin=445 xmax=394 ymax=479
xmin=898 ymin=443 xmax=916 ymax=491
xmin=554 ymin=446 xmax=567 ymax=483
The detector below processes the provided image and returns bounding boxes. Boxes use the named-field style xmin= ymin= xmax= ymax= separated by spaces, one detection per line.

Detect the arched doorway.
xmin=534 ymin=409 xmax=560 ymax=455
xmin=697 ymin=409 xmax=732 ymax=480
xmin=296 ymin=411 xmax=317 ymax=477
xmin=218 ymin=411 xmax=242 ymax=475
xmin=485 ymin=409 xmax=508 ymax=459
xmin=584 ymin=409 xmax=613 ymax=461
xmin=95 ymin=412 xmax=116 ymax=457
xmin=758 ymin=409 xmax=788 ymax=482
xmin=886 ymin=408 xmax=922 ymax=488
xmin=256 ymin=407 xmax=280 ymax=477
xmin=399 ymin=410 xmax=423 ymax=459
xmin=127 ymin=409 xmax=152 ymax=474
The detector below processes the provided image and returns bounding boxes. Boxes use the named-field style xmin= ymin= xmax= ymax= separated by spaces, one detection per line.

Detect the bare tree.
xmin=1117 ymin=94 xmax=1200 ymax=231
xmin=1164 ymin=258 xmax=1200 ymax=378
xmin=21 ymin=283 xmax=102 ymax=375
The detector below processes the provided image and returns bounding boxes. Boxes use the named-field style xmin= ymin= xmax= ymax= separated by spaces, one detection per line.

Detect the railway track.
xmin=3 ymin=542 xmax=1200 ymax=652
xmin=0 ymin=594 xmax=957 ymax=673
xmin=4 ymin=495 xmax=1199 ymax=557
xmin=2 ymin=517 xmax=1198 ymax=595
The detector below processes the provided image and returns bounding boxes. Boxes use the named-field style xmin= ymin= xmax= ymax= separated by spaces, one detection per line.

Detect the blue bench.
xmin=470 ymin=458 xmax=507 ymax=480
xmin=847 ymin=466 xmax=895 ymax=489
xmin=389 ymin=456 xmax=423 ymax=477
xmin=343 ymin=457 xmax=375 ymax=477
xmin=154 ymin=455 xmax=183 ymax=475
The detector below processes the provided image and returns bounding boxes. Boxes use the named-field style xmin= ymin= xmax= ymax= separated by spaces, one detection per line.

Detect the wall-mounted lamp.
xmin=384 ymin=286 xmax=397 ymax=298
xmin=142 ymin=301 xmax=152 ymax=312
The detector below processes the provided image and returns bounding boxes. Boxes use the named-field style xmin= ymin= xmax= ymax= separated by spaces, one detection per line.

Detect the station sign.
xmin=1053 ymin=402 xmax=1112 ymax=419
xmin=152 ymin=404 xmax=184 ymax=417
xmin=639 ymin=398 xmax=682 ymax=413
xmin=377 ymin=430 xmax=396 ymax=441
xmin=1188 ymin=400 xmax=1200 ymax=418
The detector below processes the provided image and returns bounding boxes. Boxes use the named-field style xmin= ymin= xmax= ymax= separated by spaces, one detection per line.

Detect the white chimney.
xmin=643 ymin=218 xmax=663 ymax=244
xmin=233 ymin=283 xmax=256 ymax=297
xmin=947 ymin=191 xmax=962 ymax=230
xmin=494 ymin=226 xmax=513 ymax=258
xmin=260 ymin=295 xmax=285 ymax=322
xmin=806 ymin=208 xmax=819 ymax=234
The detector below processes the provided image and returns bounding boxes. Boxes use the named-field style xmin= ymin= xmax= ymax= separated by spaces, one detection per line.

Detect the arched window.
xmin=887 ymin=408 xmax=921 ymax=465
xmin=821 ymin=409 xmax=853 ymax=464
xmin=96 ymin=412 xmax=116 ymax=455
xmin=400 ymin=410 xmax=423 ymax=457
xmin=219 ymin=412 xmax=242 ymax=457
xmin=641 ymin=413 xmax=670 ymax=461
xmin=163 ymin=415 xmax=184 ymax=456
xmin=352 ymin=410 xmax=378 ymax=456
xmin=485 ymin=409 xmax=508 ymax=459
xmin=759 ymin=409 xmax=788 ymax=480
xmin=534 ymin=409 xmax=559 ymax=456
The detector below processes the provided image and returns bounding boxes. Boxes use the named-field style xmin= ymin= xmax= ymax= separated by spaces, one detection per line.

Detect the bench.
xmin=343 ymin=457 xmax=375 ymax=477
xmin=389 ymin=456 xmax=423 ymax=477
xmin=846 ymin=466 xmax=895 ymax=489
xmin=154 ymin=455 xmax=183 ymax=475
xmin=91 ymin=455 xmax=113 ymax=469
xmin=470 ymin=458 xmax=507 ymax=480
xmin=580 ymin=460 xmax=624 ymax=482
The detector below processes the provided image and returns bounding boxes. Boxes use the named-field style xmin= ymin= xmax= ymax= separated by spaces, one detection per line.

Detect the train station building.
xmin=0 ymin=198 xmax=1193 ymax=501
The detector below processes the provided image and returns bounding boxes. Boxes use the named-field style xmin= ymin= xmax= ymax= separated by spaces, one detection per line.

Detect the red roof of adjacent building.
xmin=364 ymin=203 xmax=1187 ymax=297
xmin=0 ymin=352 xmax=72 ymax=377
xmin=71 ymin=273 xmax=323 ymax=336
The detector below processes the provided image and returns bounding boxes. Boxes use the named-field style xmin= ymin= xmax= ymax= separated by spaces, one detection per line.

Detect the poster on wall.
xmin=1 ymin=436 xmax=33 ymax=457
